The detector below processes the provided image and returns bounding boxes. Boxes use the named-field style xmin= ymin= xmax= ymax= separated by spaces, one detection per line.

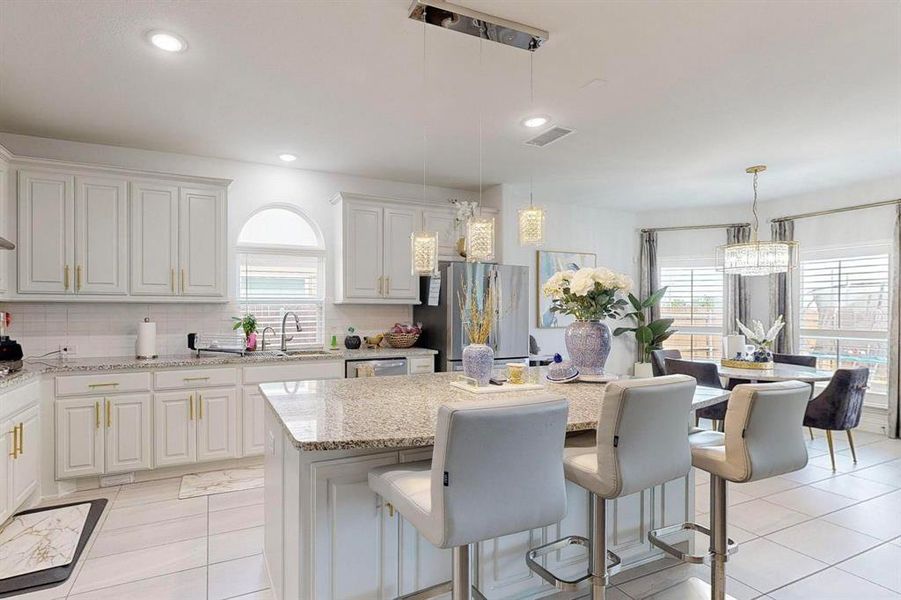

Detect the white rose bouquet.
xmin=543 ymin=267 xmax=632 ymax=321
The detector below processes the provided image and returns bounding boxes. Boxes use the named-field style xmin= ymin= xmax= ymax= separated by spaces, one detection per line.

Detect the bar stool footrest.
xmin=395 ymin=580 xmax=486 ymax=600
xmin=525 ymin=535 xmax=621 ymax=591
xmin=648 ymin=522 xmax=737 ymax=564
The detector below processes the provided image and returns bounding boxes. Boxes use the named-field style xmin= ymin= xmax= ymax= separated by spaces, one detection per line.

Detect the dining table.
xmin=712 ymin=361 xmax=835 ymax=383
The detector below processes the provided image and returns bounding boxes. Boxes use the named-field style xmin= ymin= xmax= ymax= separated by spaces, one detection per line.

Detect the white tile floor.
xmin=14 ymin=428 xmax=901 ymax=599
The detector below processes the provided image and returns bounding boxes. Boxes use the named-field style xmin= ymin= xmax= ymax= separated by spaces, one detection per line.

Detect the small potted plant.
xmin=735 ymin=316 xmax=784 ymax=362
xmin=614 ymin=287 xmax=677 ymax=377
xmin=232 ymin=314 xmax=258 ymax=351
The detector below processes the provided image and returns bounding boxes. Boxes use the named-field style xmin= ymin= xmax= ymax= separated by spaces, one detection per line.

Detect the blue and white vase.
xmin=462 ymin=343 xmax=494 ymax=385
xmin=565 ymin=320 xmax=611 ymax=375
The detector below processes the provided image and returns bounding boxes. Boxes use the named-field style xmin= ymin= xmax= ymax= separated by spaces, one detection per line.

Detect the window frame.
xmin=657 ymin=256 xmax=725 ymax=360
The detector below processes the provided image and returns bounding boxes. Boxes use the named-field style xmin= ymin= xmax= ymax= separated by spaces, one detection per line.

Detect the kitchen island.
xmin=261 ymin=372 xmax=729 ymax=600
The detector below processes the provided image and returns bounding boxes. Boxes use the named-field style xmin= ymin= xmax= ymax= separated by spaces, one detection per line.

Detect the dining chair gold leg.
xmin=846 ymin=429 xmax=857 ymax=463
xmin=808 ymin=427 xmax=814 ymax=441
xmin=825 ymin=430 xmax=836 ymax=471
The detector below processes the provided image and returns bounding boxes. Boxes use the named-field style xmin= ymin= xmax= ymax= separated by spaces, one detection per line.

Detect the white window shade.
xmin=659 ymin=262 xmax=724 ymax=360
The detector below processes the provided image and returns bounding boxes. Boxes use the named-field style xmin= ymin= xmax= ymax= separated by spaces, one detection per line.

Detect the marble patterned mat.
xmin=0 ymin=503 xmax=90 ymax=580
xmin=178 ymin=466 xmax=264 ymax=499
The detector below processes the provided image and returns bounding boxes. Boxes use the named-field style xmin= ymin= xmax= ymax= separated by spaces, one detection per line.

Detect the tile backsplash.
xmin=1 ymin=301 xmax=413 ymax=359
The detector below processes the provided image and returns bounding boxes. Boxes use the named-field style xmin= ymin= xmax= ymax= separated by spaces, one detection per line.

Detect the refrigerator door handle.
xmin=492 ymin=268 xmax=500 ymax=352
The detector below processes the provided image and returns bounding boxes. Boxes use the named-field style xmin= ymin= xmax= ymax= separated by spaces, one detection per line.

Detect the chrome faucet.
xmin=260 ymin=326 xmax=277 ymax=351
xmin=280 ymin=312 xmax=302 ymax=352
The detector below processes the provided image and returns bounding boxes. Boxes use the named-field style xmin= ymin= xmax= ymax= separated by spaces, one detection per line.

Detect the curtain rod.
xmin=771 ymin=198 xmax=901 ymax=223
xmin=640 ymin=222 xmax=751 ymax=233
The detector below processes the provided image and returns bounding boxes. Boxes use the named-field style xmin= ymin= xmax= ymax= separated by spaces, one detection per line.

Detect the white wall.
xmin=490 ymin=184 xmax=640 ymax=375
xmin=0 ymin=133 xmax=479 ymax=357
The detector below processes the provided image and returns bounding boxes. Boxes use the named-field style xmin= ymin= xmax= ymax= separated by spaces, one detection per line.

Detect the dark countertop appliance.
xmin=0 ymin=312 xmax=23 ymax=373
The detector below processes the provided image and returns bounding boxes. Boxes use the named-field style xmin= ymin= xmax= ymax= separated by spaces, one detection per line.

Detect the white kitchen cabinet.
xmin=0 ymin=425 xmax=10 ymax=523
xmin=130 ymin=181 xmax=179 ymax=296
xmin=74 ymin=176 xmax=128 ymax=295
xmin=10 ymin=405 xmax=39 ymax=508
xmin=179 ymin=187 xmax=226 ymax=297
xmin=105 ymin=394 xmax=152 ymax=473
xmin=154 ymin=390 xmax=196 ymax=467
xmin=17 ymin=170 xmax=74 ymax=294
xmin=422 ymin=207 xmax=459 ymax=260
xmin=383 ymin=206 xmax=419 ymax=300
xmin=196 ymin=387 xmax=237 ymax=462
xmin=55 ymin=397 xmax=104 ymax=479
xmin=0 ymin=159 xmax=10 ymax=294
xmin=311 ymin=453 xmax=400 ymax=600
xmin=342 ymin=202 xmax=384 ymax=299
xmin=242 ymin=385 xmax=266 ymax=457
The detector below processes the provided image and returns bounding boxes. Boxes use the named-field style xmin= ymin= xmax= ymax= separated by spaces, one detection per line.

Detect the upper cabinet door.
xmin=383 ymin=206 xmax=419 ymax=300
xmin=343 ymin=203 xmax=384 ymax=299
xmin=0 ymin=162 xmax=10 ymax=295
xmin=75 ymin=176 xmax=128 ymax=295
xmin=422 ymin=208 xmax=459 ymax=260
xmin=179 ymin=187 xmax=225 ymax=297
xmin=131 ymin=182 xmax=179 ymax=296
xmin=17 ymin=170 xmax=75 ymax=294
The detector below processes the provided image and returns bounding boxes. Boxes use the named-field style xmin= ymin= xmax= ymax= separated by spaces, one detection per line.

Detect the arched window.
xmin=236 ymin=206 xmax=325 ymax=349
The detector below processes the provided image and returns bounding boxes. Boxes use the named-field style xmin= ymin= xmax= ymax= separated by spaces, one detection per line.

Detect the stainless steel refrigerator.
xmin=414 ymin=262 xmax=529 ymax=372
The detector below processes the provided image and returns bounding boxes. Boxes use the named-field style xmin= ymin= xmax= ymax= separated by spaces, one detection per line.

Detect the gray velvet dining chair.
xmin=650 ymin=349 xmax=681 ymax=377
xmin=803 ymin=368 xmax=869 ymax=471
xmin=664 ymin=358 xmax=727 ymax=429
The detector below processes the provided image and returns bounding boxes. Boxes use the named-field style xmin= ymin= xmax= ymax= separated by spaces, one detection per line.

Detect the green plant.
xmin=613 ymin=287 xmax=677 ymax=363
xmin=231 ymin=314 xmax=257 ymax=337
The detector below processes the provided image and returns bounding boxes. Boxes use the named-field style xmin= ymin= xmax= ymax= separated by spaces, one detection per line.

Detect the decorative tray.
xmin=720 ymin=359 xmax=774 ymax=370
xmin=449 ymin=381 xmax=545 ymax=394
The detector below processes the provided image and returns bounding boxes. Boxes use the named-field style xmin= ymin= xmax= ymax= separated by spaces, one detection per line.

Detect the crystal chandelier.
xmin=411 ymin=12 xmax=439 ymax=277
xmin=465 ymin=38 xmax=496 ymax=263
xmin=716 ymin=165 xmax=798 ymax=276
xmin=518 ymin=52 xmax=546 ymax=247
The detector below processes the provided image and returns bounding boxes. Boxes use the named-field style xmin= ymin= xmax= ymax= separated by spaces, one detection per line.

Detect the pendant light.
xmin=716 ymin=165 xmax=798 ymax=276
xmin=518 ymin=52 xmax=546 ymax=246
xmin=465 ymin=37 xmax=495 ymax=262
xmin=411 ymin=13 xmax=439 ymax=276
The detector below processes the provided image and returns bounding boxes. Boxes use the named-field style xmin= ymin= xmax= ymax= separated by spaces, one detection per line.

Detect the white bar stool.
xmin=368 ymin=395 xmax=569 ymax=600
xmin=649 ymin=380 xmax=812 ymax=600
xmin=525 ymin=375 xmax=697 ymax=599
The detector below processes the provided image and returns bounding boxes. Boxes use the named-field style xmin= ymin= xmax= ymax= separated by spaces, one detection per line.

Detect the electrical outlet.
xmin=58 ymin=344 xmax=77 ymax=356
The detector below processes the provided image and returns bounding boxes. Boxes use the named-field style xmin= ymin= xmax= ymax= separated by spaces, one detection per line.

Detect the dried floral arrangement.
xmin=457 ymin=282 xmax=495 ymax=345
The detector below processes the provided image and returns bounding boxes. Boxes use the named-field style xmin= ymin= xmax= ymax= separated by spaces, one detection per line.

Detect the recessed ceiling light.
xmin=521 ymin=115 xmax=551 ymax=128
xmin=147 ymin=30 xmax=187 ymax=53
xmin=279 ymin=154 xmax=297 ymax=162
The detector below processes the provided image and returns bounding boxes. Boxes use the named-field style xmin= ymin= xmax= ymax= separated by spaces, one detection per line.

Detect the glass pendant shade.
xmin=716 ymin=239 xmax=798 ymax=276
xmin=518 ymin=206 xmax=546 ymax=246
xmin=465 ymin=217 xmax=495 ymax=262
xmin=411 ymin=231 xmax=439 ymax=276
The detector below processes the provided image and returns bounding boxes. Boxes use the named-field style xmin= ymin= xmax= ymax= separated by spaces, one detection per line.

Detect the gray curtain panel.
xmin=888 ymin=204 xmax=901 ymax=439
xmin=639 ymin=230 xmax=660 ymax=321
xmin=724 ymin=225 xmax=751 ymax=335
xmin=769 ymin=220 xmax=797 ymax=353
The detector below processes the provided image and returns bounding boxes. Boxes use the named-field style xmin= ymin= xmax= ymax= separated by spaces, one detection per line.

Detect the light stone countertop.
xmin=0 ymin=347 xmax=437 ymax=392
xmin=260 ymin=372 xmax=732 ymax=451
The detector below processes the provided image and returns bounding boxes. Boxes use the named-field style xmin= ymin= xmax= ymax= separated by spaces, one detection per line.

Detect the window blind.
xmin=658 ymin=264 xmax=724 ymax=360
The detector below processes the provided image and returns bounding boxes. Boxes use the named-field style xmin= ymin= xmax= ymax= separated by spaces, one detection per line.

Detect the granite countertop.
xmin=260 ymin=371 xmax=731 ymax=451
xmin=0 ymin=347 xmax=437 ymax=390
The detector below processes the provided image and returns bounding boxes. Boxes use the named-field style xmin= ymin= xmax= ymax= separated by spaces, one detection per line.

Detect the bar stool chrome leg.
xmin=710 ymin=475 xmax=728 ymax=600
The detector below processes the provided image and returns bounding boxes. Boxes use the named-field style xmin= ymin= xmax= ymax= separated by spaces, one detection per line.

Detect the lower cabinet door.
xmin=0 ymin=423 xmax=11 ymax=522
xmin=154 ymin=390 xmax=196 ymax=467
xmin=11 ymin=406 xmax=40 ymax=507
xmin=312 ymin=453 xmax=400 ymax=599
xmin=106 ymin=394 xmax=152 ymax=473
xmin=242 ymin=386 xmax=265 ymax=457
xmin=56 ymin=397 xmax=104 ymax=479
xmin=197 ymin=387 xmax=237 ymax=462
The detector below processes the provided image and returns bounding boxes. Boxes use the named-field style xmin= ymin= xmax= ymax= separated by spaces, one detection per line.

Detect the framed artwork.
xmin=536 ymin=250 xmax=597 ymax=328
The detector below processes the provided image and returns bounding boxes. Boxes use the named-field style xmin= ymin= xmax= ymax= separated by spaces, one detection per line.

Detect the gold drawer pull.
xmin=17 ymin=423 xmax=23 ymax=454
xmin=182 ymin=376 xmax=210 ymax=382
xmin=171 ymin=268 xmax=175 ymax=293
xmin=88 ymin=382 xmax=120 ymax=389
xmin=189 ymin=394 xmax=194 ymax=420
xmin=8 ymin=426 xmax=17 ymax=459
xmin=95 ymin=401 xmax=100 ymax=429
xmin=198 ymin=394 xmax=203 ymax=419
xmin=181 ymin=269 xmax=186 ymax=293
xmin=76 ymin=265 xmax=82 ymax=291
xmin=106 ymin=399 xmax=111 ymax=428
xmin=64 ymin=265 xmax=70 ymax=291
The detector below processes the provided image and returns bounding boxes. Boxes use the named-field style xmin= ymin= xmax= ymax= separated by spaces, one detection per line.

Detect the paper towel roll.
xmin=136 ymin=318 xmax=157 ymax=359
xmin=724 ymin=334 xmax=746 ymax=360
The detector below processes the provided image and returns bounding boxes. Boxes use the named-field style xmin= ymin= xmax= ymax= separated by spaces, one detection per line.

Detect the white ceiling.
xmin=0 ymin=0 xmax=898 ymax=209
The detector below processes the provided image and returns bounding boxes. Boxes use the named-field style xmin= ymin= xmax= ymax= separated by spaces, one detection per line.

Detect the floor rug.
xmin=0 ymin=499 xmax=106 ymax=597
xmin=179 ymin=465 xmax=264 ymax=499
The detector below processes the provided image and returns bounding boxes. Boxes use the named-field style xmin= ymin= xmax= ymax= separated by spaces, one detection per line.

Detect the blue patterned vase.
xmin=462 ymin=343 xmax=494 ymax=385
xmin=565 ymin=320 xmax=611 ymax=375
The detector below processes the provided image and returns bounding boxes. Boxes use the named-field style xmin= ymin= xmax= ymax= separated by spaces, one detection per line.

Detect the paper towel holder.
xmin=136 ymin=317 xmax=158 ymax=360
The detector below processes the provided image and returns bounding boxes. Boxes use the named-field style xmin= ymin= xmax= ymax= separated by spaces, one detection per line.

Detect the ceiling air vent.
xmin=524 ymin=126 xmax=575 ymax=148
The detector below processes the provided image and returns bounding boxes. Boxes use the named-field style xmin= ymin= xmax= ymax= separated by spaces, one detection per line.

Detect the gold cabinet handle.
xmin=181 ymin=269 xmax=186 ymax=293
xmin=8 ymin=426 xmax=17 ymax=459
xmin=182 ymin=376 xmax=209 ymax=382
xmin=171 ymin=268 xmax=175 ymax=293
xmin=64 ymin=265 xmax=70 ymax=291
xmin=76 ymin=265 xmax=82 ymax=291
xmin=17 ymin=422 xmax=22 ymax=454
xmin=385 ymin=276 xmax=390 ymax=295
xmin=95 ymin=401 xmax=100 ymax=429
xmin=88 ymin=382 xmax=119 ymax=389
xmin=106 ymin=399 xmax=111 ymax=428
xmin=198 ymin=394 xmax=203 ymax=419
xmin=189 ymin=394 xmax=194 ymax=420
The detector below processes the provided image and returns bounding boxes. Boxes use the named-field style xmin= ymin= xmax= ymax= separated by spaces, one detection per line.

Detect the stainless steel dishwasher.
xmin=345 ymin=358 xmax=408 ymax=378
